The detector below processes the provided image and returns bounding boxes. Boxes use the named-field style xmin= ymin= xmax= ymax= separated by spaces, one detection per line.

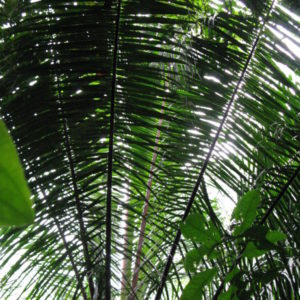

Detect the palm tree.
xmin=0 ymin=0 xmax=299 ymax=299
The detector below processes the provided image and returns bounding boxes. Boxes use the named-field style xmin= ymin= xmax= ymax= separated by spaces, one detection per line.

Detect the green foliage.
xmin=180 ymin=268 xmax=217 ymax=300
xmin=181 ymin=214 xmax=222 ymax=273
xmin=184 ymin=246 xmax=220 ymax=272
xmin=242 ymin=242 xmax=267 ymax=258
xmin=181 ymin=214 xmax=206 ymax=241
xmin=266 ymin=231 xmax=287 ymax=244
xmin=181 ymin=214 xmax=221 ymax=246
xmin=181 ymin=190 xmax=288 ymax=298
xmin=0 ymin=120 xmax=34 ymax=226
xmin=231 ymin=190 xmax=261 ymax=236
xmin=224 ymin=267 xmax=240 ymax=284
xmin=0 ymin=0 xmax=299 ymax=298
xmin=219 ymin=285 xmax=238 ymax=300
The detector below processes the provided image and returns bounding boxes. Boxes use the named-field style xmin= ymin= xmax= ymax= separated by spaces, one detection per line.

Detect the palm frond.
xmin=0 ymin=0 xmax=299 ymax=299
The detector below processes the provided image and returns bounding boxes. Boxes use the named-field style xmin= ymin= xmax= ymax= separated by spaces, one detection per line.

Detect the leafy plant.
xmin=181 ymin=190 xmax=288 ymax=299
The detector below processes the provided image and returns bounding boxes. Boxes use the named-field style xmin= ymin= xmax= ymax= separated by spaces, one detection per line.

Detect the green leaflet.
xmin=181 ymin=213 xmax=221 ymax=246
xmin=0 ymin=120 xmax=34 ymax=226
xmin=184 ymin=246 xmax=220 ymax=272
xmin=266 ymin=231 xmax=287 ymax=244
xmin=181 ymin=213 xmax=205 ymax=240
xmin=243 ymin=225 xmax=269 ymax=240
xmin=180 ymin=268 xmax=218 ymax=300
xmin=242 ymin=242 xmax=266 ymax=259
xmin=231 ymin=190 xmax=261 ymax=236
xmin=242 ymin=225 xmax=286 ymax=251
xmin=224 ymin=267 xmax=240 ymax=284
xmin=219 ymin=285 xmax=238 ymax=300
xmin=184 ymin=248 xmax=206 ymax=273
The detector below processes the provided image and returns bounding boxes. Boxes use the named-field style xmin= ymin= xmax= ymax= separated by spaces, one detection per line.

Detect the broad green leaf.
xmin=243 ymin=225 xmax=276 ymax=250
xmin=242 ymin=242 xmax=266 ymax=259
xmin=219 ymin=285 xmax=238 ymax=300
xmin=0 ymin=120 xmax=34 ymax=226
xmin=243 ymin=225 xmax=269 ymax=240
xmin=206 ymin=223 xmax=222 ymax=245
xmin=224 ymin=267 xmax=240 ymax=283
xmin=181 ymin=214 xmax=221 ymax=246
xmin=184 ymin=248 xmax=207 ymax=272
xmin=181 ymin=214 xmax=205 ymax=240
xmin=180 ymin=268 xmax=217 ymax=300
xmin=184 ymin=246 xmax=220 ymax=272
xmin=208 ymin=248 xmax=220 ymax=259
xmin=266 ymin=231 xmax=287 ymax=244
xmin=232 ymin=190 xmax=261 ymax=236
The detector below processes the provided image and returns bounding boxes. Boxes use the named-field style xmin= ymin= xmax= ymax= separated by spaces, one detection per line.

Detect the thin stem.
xmin=105 ymin=0 xmax=122 ymax=298
xmin=120 ymin=204 xmax=130 ymax=299
xmin=129 ymin=102 xmax=165 ymax=299
xmin=155 ymin=1 xmax=276 ymax=298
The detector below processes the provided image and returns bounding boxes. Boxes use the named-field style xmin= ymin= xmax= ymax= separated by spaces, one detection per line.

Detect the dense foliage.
xmin=0 ymin=0 xmax=299 ymax=299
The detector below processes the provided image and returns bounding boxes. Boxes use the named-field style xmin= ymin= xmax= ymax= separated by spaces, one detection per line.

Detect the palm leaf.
xmin=0 ymin=0 xmax=299 ymax=299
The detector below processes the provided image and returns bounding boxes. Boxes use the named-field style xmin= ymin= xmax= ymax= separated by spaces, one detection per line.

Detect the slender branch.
xmin=212 ymin=165 xmax=299 ymax=299
xmin=57 ymin=82 xmax=95 ymax=298
xmin=105 ymin=0 xmax=122 ymax=298
xmin=128 ymin=103 xmax=165 ymax=299
xmin=155 ymin=2 xmax=276 ymax=298
xmin=120 ymin=205 xmax=131 ymax=299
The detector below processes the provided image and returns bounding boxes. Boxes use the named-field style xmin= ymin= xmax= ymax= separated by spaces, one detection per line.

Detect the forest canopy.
xmin=0 ymin=0 xmax=299 ymax=299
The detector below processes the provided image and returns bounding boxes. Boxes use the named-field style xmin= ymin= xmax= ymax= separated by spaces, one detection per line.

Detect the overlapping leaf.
xmin=0 ymin=0 xmax=298 ymax=299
